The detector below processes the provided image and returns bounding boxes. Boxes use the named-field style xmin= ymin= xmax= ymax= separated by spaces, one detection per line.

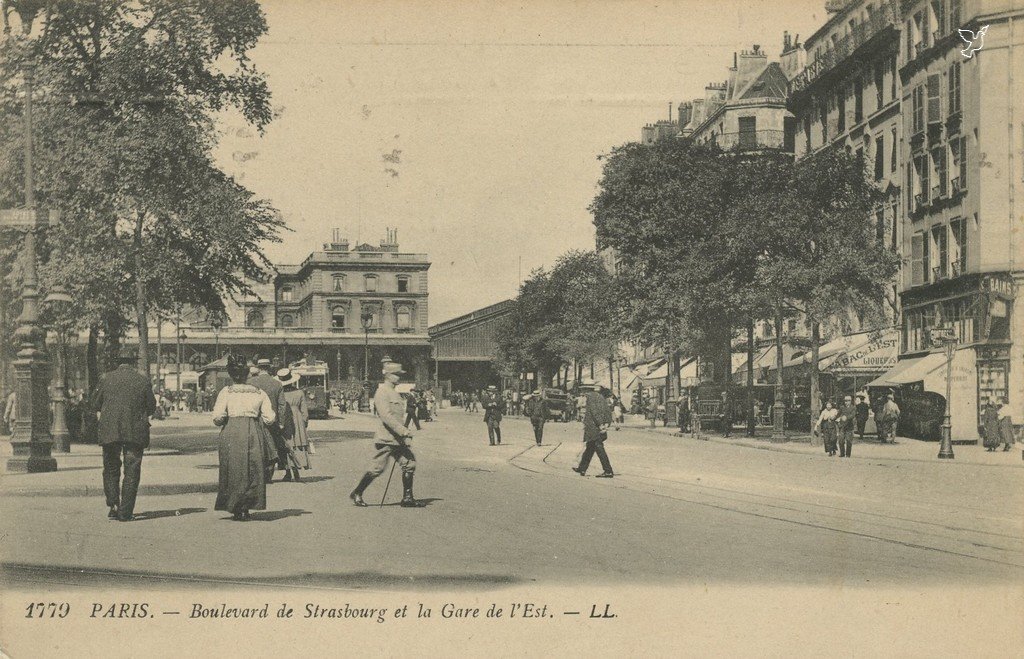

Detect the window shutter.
xmin=911 ymin=233 xmax=924 ymax=286
xmin=948 ymin=64 xmax=954 ymax=114
xmin=927 ymin=73 xmax=941 ymax=123
xmin=936 ymin=148 xmax=947 ymax=196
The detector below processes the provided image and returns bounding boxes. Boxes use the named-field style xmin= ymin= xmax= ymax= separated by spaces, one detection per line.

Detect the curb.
xmin=631 ymin=425 xmax=1024 ymax=469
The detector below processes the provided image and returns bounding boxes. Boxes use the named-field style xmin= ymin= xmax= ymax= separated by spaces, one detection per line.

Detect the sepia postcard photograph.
xmin=0 ymin=0 xmax=1022 ymax=656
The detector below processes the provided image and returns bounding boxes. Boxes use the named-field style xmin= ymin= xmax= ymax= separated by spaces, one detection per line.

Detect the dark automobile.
xmin=541 ymin=388 xmax=569 ymax=421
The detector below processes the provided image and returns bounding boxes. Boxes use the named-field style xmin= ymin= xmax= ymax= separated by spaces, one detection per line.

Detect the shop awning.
xmin=864 ymin=352 xmax=947 ymax=388
xmin=828 ymin=329 xmax=899 ymax=376
xmin=641 ymin=362 xmax=669 ymax=386
xmin=197 ymin=355 xmax=230 ymax=372
xmin=771 ymin=329 xmax=899 ymax=374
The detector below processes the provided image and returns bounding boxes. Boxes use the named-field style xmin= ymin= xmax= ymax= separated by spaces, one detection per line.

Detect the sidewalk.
xmin=622 ymin=416 xmax=1023 ymax=467
xmin=0 ymin=411 xmax=381 ymax=478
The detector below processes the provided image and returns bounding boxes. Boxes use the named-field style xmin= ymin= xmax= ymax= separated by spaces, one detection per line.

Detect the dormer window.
xmin=364 ymin=275 xmax=378 ymax=292
xmin=281 ymin=286 xmax=294 ymax=302
xmin=332 ymin=274 xmax=346 ymax=292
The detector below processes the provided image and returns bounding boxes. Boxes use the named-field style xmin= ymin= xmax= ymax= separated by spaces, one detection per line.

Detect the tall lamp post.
xmin=1 ymin=12 xmax=61 ymax=471
xmin=932 ymin=326 xmax=958 ymax=460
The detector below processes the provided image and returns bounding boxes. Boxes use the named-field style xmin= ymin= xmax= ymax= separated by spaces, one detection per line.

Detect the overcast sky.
xmin=213 ymin=0 xmax=827 ymax=324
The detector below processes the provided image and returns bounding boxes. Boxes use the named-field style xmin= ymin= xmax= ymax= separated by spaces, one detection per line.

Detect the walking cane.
xmin=379 ymin=459 xmax=398 ymax=508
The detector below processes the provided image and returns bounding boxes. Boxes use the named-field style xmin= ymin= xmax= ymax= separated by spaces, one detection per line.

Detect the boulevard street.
xmin=1 ymin=409 xmax=1021 ymax=589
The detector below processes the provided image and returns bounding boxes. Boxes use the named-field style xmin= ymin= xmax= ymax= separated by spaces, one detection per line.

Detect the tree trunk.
xmin=665 ymin=350 xmax=672 ymax=401
xmin=773 ymin=303 xmax=785 ymax=437
xmin=102 ymin=314 xmax=124 ymax=372
xmin=133 ymin=213 xmax=150 ymax=377
xmin=746 ymin=318 xmax=755 ymax=437
xmin=86 ymin=325 xmax=99 ymax=392
xmin=810 ymin=320 xmax=821 ymax=445
xmin=83 ymin=324 xmax=100 ymax=444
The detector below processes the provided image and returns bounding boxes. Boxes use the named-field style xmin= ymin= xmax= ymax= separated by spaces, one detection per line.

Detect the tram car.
xmin=289 ymin=359 xmax=331 ymax=419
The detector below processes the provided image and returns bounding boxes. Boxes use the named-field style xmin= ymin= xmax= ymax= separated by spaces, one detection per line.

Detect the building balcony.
xmin=946 ymin=111 xmax=962 ymax=136
xmin=931 ymin=185 xmax=944 ymax=201
xmin=710 ymin=129 xmax=792 ymax=153
xmin=950 ymin=176 xmax=963 ymax=195
xmin=789 ymin=1 xmax=900 ymax=95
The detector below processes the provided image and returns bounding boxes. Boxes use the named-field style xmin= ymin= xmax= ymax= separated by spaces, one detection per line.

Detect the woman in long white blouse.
xmin=213 ymin=356 xmax=276 ymax=521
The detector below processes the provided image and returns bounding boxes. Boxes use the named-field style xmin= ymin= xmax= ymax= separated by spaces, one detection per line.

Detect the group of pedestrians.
xmin=982 ymin=397 xmax=1017 ymax=452
xmin=402 ymin=386 xmax=435 ymax=430
xmin=815 ymin=392 xmax=901 ymax=457
xmin=91 ymin=350 xmax=315 ymax=523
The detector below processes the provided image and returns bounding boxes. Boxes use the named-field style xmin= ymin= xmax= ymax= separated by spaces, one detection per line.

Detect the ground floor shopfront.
xmin=57 ymin=327 xmax=434 ymax=395
xmin=882 ymin=271 xmax=1021 ymax=442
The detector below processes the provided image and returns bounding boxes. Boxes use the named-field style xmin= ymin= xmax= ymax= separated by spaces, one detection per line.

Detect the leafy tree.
xmin=591 ymin=139 xmax=772 ymax=389
xmin=757 ymin=148 xmax=900 ymax=422
xmin=495 ymin=250 xmax=619 ymax=388
xmin=592 ymin=137 xmax=899 ymax=433
xmin=0 ymin=0 xmax=282 ymax=383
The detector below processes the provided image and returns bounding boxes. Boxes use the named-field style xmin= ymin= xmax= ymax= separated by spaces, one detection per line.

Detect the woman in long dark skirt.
xmin=212 ymin=356 xmax=276 ymax=521
xmin=982 ymin=399 xmax=1001 ymax=451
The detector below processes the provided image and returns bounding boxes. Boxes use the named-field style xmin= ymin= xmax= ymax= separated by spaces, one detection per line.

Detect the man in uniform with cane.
xmin=349 ymin=361 xmax=423 ymax=508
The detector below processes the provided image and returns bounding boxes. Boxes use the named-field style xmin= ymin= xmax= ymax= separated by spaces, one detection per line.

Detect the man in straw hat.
xmin=572 ymin=377 xmax=614 ymax=478
xmin=349 ymin=360 xmax=423 ymax=507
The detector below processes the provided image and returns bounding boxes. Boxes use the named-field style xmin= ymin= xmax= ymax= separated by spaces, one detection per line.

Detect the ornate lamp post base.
xmin=7 ymin=451 xmax=58 ymax=473
xmin=769 ymin=407 xmax=787 ymax=443
xmin=6 ymin=348 xmax=57 ymax=473
xmin=937 ymin=419 xmax=955 ymax=459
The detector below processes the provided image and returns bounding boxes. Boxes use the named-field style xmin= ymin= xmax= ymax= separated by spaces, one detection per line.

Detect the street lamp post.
xmin=45 ymin=287 xmax=74 ymax=453
xmin=931 ymin=326 xmax=957 ymax=460
xmin=361 ymin=311 xmax=374 ymax=382
xmin=1 ymin=47 xmax=59 ymax=472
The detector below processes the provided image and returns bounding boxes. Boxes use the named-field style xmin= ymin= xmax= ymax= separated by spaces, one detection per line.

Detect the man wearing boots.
xmin=349 ymin=361 xmax=422 ymax=508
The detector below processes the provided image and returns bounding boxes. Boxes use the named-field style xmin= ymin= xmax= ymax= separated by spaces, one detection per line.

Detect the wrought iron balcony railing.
xmin=789 ymin=1 xmax=901 ymax=94
xmin=708 ymin=129 xmax=791 ymax=152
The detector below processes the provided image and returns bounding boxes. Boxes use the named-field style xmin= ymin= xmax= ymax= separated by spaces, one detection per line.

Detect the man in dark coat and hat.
xmin=93 ymin=349 xmax=156 ymax=521
xmin=482 ymin=384 xmax=504 ymax=445
xmin=572 ymin=378 xmax=614 ymax=477
xmin=527 ymin=390 xmax=549 ymax=446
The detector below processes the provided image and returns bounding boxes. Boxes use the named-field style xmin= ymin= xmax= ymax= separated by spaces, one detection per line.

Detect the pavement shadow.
xmin=2 ymin=482 xmax=220 ymax=498
xmin=287 ymin=475 xmax=334 ymax=484
xmin=380 ymin=497 xmax=443 ymax=508
xmin=248 ymin=508 xmax=311 ymax=522
xmin=132 ymin=507 xmax=207 ymax=521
